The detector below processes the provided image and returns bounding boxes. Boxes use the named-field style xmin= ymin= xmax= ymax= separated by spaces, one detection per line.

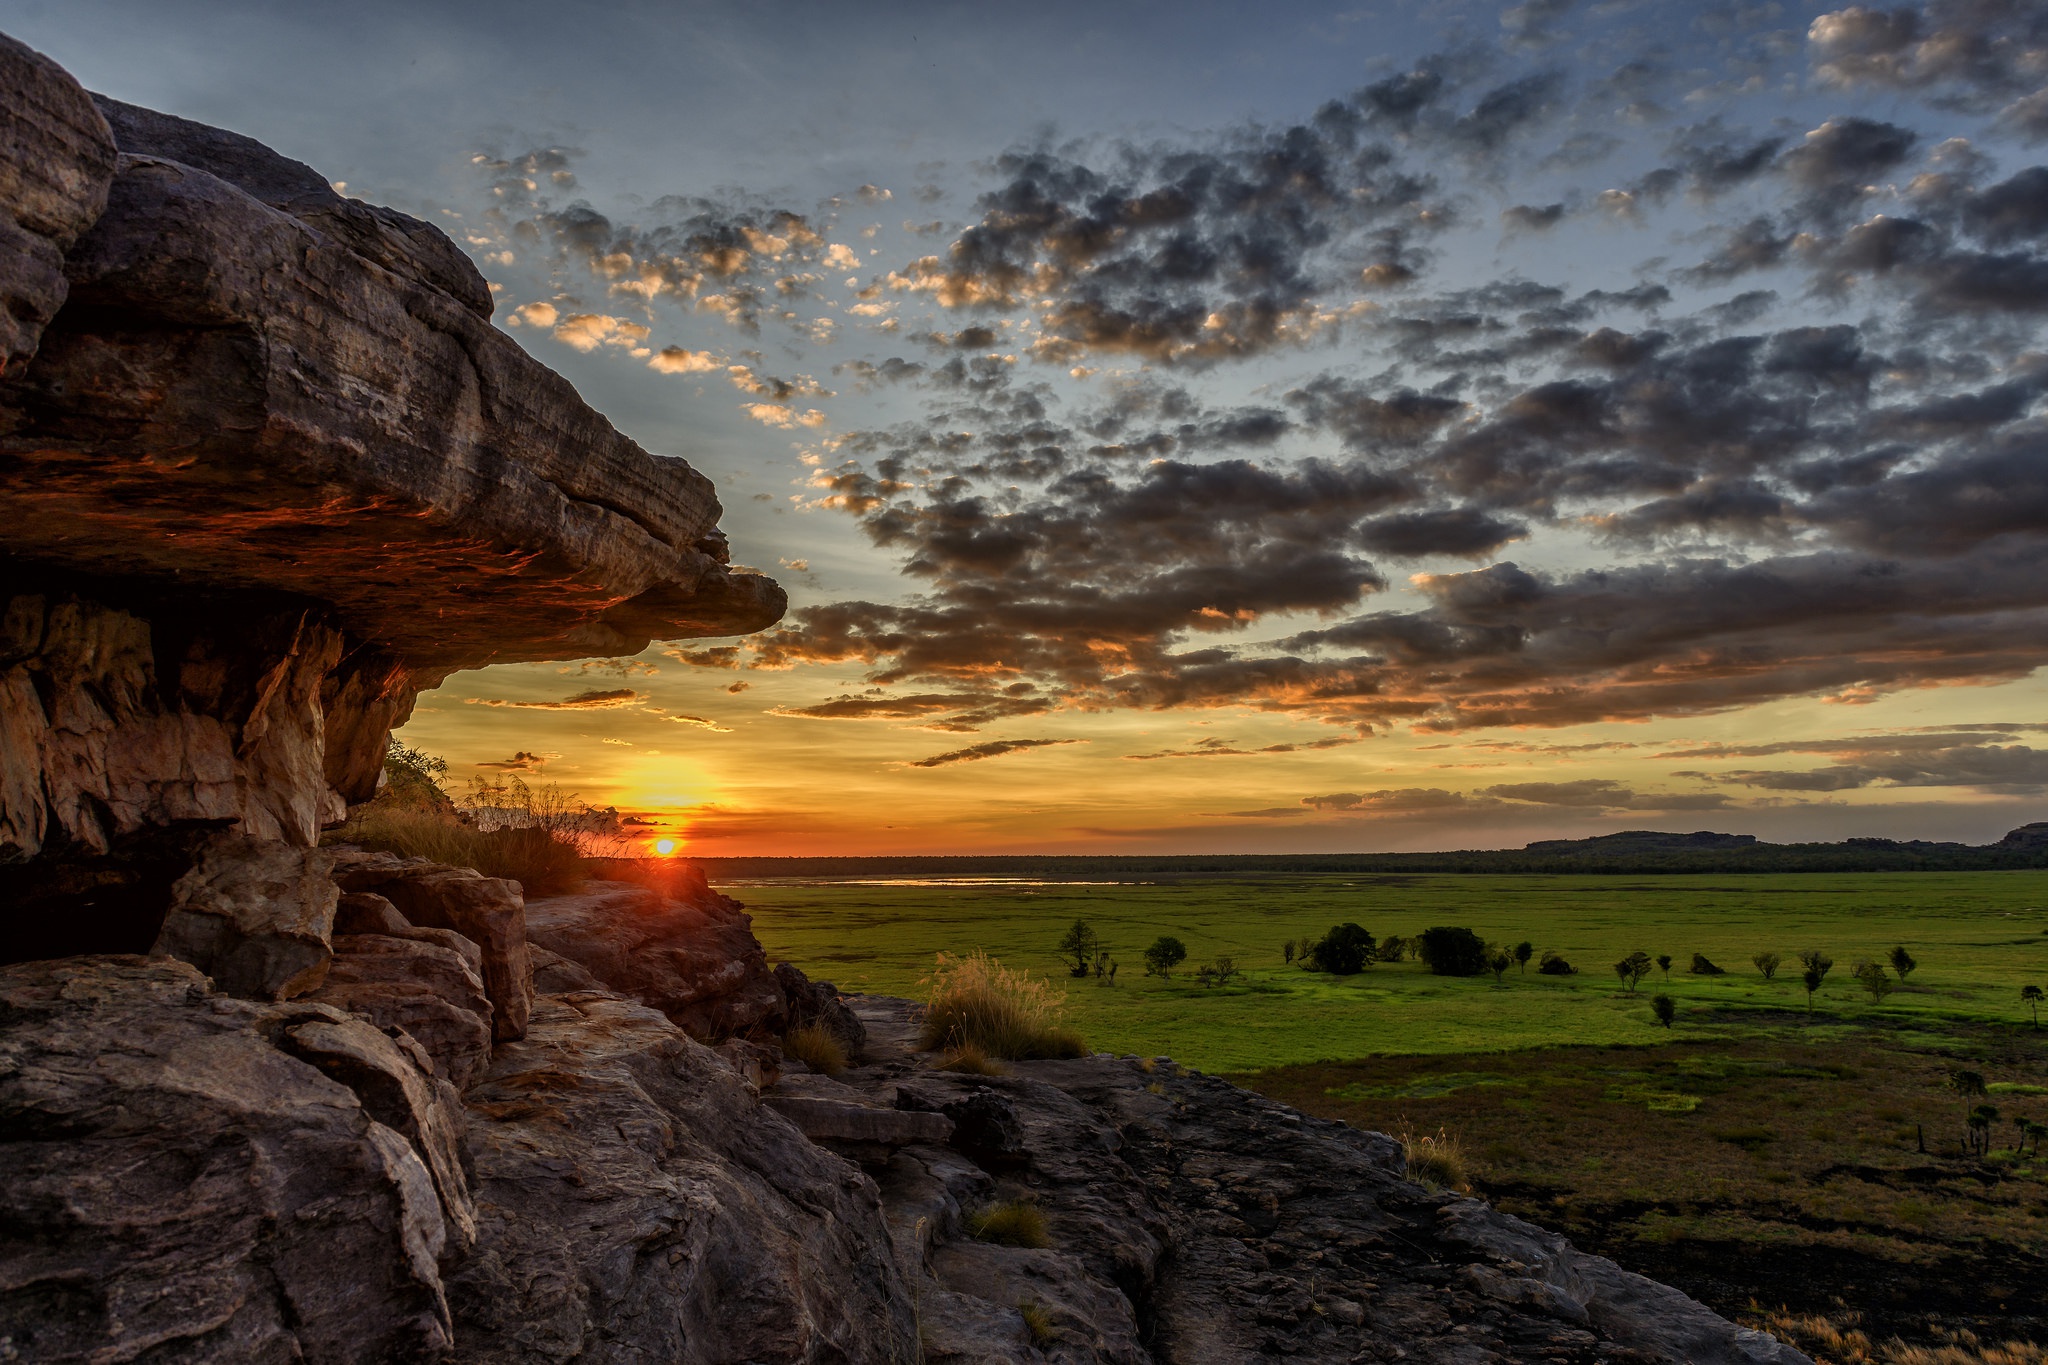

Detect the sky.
xmin=10 ymin=0 xmax=2048 ymax=854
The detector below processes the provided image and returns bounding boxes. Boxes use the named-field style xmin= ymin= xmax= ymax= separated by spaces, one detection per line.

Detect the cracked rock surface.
xmin=794 ymin=996 xmax=1811 ymax=1365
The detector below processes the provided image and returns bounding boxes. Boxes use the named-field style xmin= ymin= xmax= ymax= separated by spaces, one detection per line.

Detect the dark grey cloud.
xmin=1809 ymin=1 xmax=2048 ymax=111
xmin=457 ymin=15 xmax=2048 ymax=749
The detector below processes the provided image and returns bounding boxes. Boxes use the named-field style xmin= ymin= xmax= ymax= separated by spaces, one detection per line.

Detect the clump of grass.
xmin=967 ymin=1200 xmax=1050 ymax=1249
xmin=934 ymin=1041 xmax=1007 ymax=1076
xmin=1749 ymin=1308 xmax=2048 ymax=1365
xmin=1018 ymin=1301 xmax=1057 ymax=1348
xmin=1399 ymin=1125 xmax=1470 ymax=1192
xmin=920 ymin=950 xmax=1086 ymax=1060
xmin=782 ymin=1023 xmax=848 ymax=1076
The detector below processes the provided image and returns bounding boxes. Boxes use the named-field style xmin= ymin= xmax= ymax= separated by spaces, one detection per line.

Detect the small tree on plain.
xmin=1282 ymin=940 xmax=1297 ymax=966
xmin=1888 ymin=945 xmax=1918 ymax=980
xmin=1801 ymin=966 xmax=1824 ymax=1012
xmin=1798 ymin=949 xmax=1834 ymax=983
xmin=1515 ymin=941 xmax=1534 ymax=974
xmin=2023 ymin=984 xmax=2044 ymax=1030
xmin=1753 ymin=952 xmax=1782 ymax=981
xmin=1651 ymin=994 xmax=1676 ymax=1029
xmin=1853 ymin=961 xmax=1894 ymax=1003
xmin=1377 ymin=935 xmax=1408 ymax=963
xmin=1656 ymin=954 xmax=1673 ymax=980
xmin=1538 ymin=951 xmax=1576 ymax=975
xmin=1486 ymin=945 xmax=1514 ymax=985
xmin=1214 ymin=956 xmax=1239 ymax=985
xmin=1057 ymin=920 xmax=1100 ymax=978
xmin=1614 ymin=951 xmax=1653 ymax=995
xmin=1143 ymin=936 xmax=1187 ymax=980
xmin=1194 ymin=963 xmax=1218 ymax=988
xmin=1093 ymin=950 xmax=1110 ymax=980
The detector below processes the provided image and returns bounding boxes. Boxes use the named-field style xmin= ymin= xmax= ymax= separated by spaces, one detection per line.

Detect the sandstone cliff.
xmin=0 ymin=32 xmax=1808 ymax=1365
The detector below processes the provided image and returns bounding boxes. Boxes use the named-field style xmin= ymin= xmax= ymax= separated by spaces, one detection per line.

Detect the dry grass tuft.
xmin=1018 ymin=1300 xmax=1057 ymax=1347
xmin=1751 ymin=1309 xmax=2048 ymax=1365
xmin=331 ymin=808 xmax=587 ymax=895
xmin=1399 ymin=1125 xmax=1470 ymax=1192
xmin=968 ymin=1200 xmax=1050 ymax=1248
xmin=934 ymin=1041 xmax=1008 ymax=1076
xmin=782 ymin=1024 xmax=848 ymax=1077
xmin=920 ymin=950 xmax=1086 ymax=1060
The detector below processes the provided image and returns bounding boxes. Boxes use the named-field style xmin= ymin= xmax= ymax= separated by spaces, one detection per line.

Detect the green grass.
xmin=735 ymin=871 xmax=2048 ymax=1072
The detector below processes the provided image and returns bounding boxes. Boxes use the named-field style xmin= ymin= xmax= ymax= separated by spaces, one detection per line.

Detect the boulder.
xmin=522 ymin=879 xmax=782 ymax=1038
xmin=0 ymin=955 xmax=471 ymax=1363
xmin=310 ymin=932 xmax=495 ymax=1088
xmin=332 ymin=849 xmax=532 ymax=1042
xmin=150 ymin=832 xmax=338 ymax=1000
xmin=449 ymin=989 xmax=918 ymax=1362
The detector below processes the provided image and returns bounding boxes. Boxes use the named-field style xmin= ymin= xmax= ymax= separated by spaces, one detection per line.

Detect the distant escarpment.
xmin=698 ymin=822 xmax=2048 ymax=882
xmin=0 ymin=32 xmax=1807 ymax=1365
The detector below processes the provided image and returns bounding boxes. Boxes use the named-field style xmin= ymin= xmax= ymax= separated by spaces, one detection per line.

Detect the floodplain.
xmin=739 ymin=869 xmax=2048 ymax=1353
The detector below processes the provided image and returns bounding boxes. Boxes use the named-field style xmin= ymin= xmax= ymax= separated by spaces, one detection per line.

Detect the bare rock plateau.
xmin=0 ymin=30 xmax=1808 ymax=1365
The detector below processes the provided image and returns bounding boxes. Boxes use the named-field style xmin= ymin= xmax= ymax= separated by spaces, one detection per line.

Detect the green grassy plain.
xmin=735 ymin=871 xmax=2048 ymax=1073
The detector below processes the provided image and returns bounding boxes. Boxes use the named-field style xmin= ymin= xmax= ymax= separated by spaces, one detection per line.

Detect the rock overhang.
xmin=0 ymin=50 xmax=783 ymax=679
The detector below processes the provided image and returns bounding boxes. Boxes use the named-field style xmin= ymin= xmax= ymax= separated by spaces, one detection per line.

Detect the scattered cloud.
xmin=907 ymin=737 xmax=1084 ymax=767
xmin=467 ymin=688 xmax=641 ymax=709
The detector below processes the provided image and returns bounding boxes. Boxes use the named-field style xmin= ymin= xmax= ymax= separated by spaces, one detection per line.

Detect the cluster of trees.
xmin=1059 ymin=917 xmax=1953 ymax=1020
xmin=1056 ymin=921 xmax=1119 ymax=984
xmin=1947 ymin=1069 xmax=2048 ymax=1160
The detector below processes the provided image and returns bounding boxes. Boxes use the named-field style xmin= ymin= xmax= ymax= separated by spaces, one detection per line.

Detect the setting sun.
xmin=654 ymin=838 xmax=677 ymax=856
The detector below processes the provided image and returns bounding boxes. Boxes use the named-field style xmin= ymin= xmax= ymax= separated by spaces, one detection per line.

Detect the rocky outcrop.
xmin=0 ymin=956 xmax=472 ymax=1362
xmin=0 ymin=31 xmax=782 ymax=962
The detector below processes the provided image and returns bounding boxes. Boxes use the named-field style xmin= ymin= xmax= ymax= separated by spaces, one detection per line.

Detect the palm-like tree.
xmin=2023 ymin=984 xmax=2044 ymax=1030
